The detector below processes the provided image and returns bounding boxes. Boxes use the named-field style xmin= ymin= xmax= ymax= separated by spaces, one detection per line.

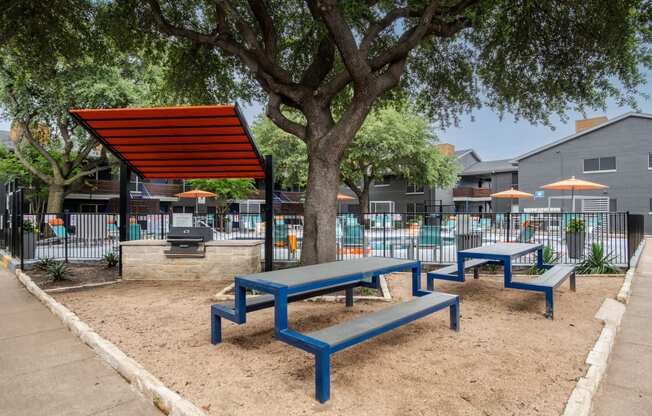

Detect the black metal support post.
xmin=264 ymin=155 xmax=274 ymax=272
xmin=18 ymin=189 xmax=24 ymax=270
xmin=119 ymin=162 xmax=131 ymax=276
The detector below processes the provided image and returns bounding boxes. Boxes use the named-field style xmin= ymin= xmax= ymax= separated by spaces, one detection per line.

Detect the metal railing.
xmin=2 ymin=211 xmax=644 ymax=268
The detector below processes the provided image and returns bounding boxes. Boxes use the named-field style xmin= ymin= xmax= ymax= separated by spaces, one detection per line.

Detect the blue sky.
xmin=2 ymin=69 xmax=650 ymax=161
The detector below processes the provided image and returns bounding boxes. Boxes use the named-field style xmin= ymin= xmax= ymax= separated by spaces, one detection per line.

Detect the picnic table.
xmin=211 ymin=257 xmax=460 ymax=402
xmin=427 ymin=243 xmax=576 ymax=319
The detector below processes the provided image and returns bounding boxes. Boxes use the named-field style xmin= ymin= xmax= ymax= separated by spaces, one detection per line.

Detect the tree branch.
xmin=63 ymin=164 xmax=112 ymax=186
xmin=308 ymin=0 xmax=370 ymax=83
xmin=247 ymin=0 xmax=277 ymax=56
xmin=12 ymin=139 xmax=53 ymax=185
xmin=265 ymin=94 xmax=307 ymax=140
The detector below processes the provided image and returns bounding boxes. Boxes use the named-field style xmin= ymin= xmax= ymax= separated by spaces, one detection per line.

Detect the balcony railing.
xmin=79 ymin=180 xmax=183 ymax=198
xmin=453 ymin=187 xmax=492 ymax=198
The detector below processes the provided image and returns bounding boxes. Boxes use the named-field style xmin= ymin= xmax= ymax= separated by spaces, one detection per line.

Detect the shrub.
xmin=35 ymin=257 xmax=56 ymax=272
xmin=566 ymin=218 xmax=586 ymax=233
xmin=528 ymin=246 xmax=559 ymax=275
xmin=103 ymin=251 xmax=119 ymax=268
xmin=47 ymin=261 xmax=70 ymax=282
xmin=22 ymin=220 xmax=38 ymax=233
xmin=577 ymin=243 xmax=619 ymax=275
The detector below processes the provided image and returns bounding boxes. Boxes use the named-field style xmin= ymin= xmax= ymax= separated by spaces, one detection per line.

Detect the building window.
xmin=584 ymin=156 xmax=616 ymax=173
xmin=406 ymin=183 xmax=424 ymax=194
xmin=648 ymin=153 xmax=652 ymax=169
xmin=511 ymin=172 xmax=518 ymax=187
xmin=649 ymin=199 xmax=652 ymax=214
xmin=374 ymin=176 xmax=391 ymax=187
xmin=609 ymin=198 xmax=617 ymax=212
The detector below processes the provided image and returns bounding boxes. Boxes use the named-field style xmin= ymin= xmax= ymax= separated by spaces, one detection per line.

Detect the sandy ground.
xmin=54 ymin=273 xmax=622 ymax=416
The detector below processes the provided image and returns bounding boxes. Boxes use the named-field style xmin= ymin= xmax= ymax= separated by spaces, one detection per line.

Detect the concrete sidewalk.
xmin=0 ymin=269 xmax=161 ymax=416
xmin=593 ymin=238 xmax=652 ymax=415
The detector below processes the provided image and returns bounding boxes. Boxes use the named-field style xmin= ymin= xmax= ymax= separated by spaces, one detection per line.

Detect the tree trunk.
xmin=46 ymin=184 xmax=65 ymax=213
xmin=301 ymin=156 xmax=341 ymax=265
xmin=357 ymin=188 xmax=370 ymax=225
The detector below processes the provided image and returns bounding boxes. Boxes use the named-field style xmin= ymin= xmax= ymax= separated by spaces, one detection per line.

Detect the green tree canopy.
xmin=254 ymin=106 xmax=460 ymax=216
xmin=110 ymin=0 xmax=650 ymax=264
xmin=0 ymin=0 xmax=167 ymax=212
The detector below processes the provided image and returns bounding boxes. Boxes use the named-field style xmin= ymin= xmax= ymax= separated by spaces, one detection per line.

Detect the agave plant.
xmin=103 ymin=251 xmax=119 ymax=268
xmin=577 ymin=243 xmax=619 ymax=275
xmin=528 ymin=246 xmax=559 ymax=275
xmin=47 ymin=261 xmax=70 ymax=282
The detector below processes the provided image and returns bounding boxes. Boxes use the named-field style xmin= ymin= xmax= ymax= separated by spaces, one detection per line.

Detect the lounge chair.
xmin=338 ymin=224 xmax=369 ymax=256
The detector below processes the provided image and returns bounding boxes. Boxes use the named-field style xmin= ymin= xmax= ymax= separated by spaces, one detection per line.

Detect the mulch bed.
xmin=28 ymin=261 xmax=119 ymax=290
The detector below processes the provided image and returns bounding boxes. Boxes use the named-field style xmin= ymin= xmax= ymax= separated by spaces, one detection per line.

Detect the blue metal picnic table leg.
xmin=503 ymin=256 xmax=513 ymax=287
xmin=211 ymin=313 xmax=222 ymax=344
xmin=274 ymin=287 xmax=289 ymax=336
xmin=545 ymin=289 xmax=554 ymax=319
xmin=315 ymin=350 xmax=331 ymax=403
xmin=411 ymin=262 xmax=422 ymax=296
xmin=457 ymin=253 xmax=466 ymax=282
xmin=536 ymin=247 xmax=544 ymax=269
xmin=450 ymin=299 xmax=460 ymax=331
xmin=345 ymin=287 xmax=354 ymax=307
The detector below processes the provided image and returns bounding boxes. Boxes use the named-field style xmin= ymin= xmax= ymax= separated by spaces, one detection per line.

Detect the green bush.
xmin=528 ymin=246 xmax=559 ymax=275
xmin=566 ymin=218 xmax=586 ymax=233
xmin=35 ymin=257 xmax=56 ymax=272
xmin=577 ymin=243 xmax=619 ymax=275
xmin=103 ymin=251 xmax=119 ymax=268
xmin=47 ymin=261 xmax=70 ymax=282
xmin=22 ymin=219 xmax=38 ymax=233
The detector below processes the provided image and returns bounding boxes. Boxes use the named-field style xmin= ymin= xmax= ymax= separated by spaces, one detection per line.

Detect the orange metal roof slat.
xmin=69 ymin=105 xmax=265 ymax=180
xmin=105 ymin=135 xmax=249 ymax=145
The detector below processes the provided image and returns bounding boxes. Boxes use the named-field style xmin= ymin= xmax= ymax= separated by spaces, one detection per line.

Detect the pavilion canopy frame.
xmin=69 ymin=104 xmax=266 ymax=180
xmin=69 ymin=104 xmax=273 ymax=272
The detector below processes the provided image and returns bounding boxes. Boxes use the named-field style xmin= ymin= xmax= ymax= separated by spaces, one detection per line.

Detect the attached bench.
xmin=279 ymin=291 xmax=459 ymax=402
xmin=507 ymin=264 xmax=576 ymax=319
xmin=426 ymin=258 xmax=497 ymax=289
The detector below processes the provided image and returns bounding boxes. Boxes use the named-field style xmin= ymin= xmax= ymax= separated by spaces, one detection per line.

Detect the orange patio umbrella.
xmin=337 ymin=193 xmax=355 ymax=201
xmin=541 ymin=176 xmax=608 ymax=211
xmin=490 ymin=188 xmax=533 ymax=199
xmin=175 ymin=190 xmax=217 ymax=213
xmin=175 ymin=190 xmax=217 ymax=199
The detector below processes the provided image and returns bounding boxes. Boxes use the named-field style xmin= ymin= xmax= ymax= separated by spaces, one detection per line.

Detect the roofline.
xmin=515 ymin=112 xmax=652 ymax=161
xmin=459 ymin=166 xmax=518 ymax=176
xmin=456 ymin=149 xmax=482 ymax=162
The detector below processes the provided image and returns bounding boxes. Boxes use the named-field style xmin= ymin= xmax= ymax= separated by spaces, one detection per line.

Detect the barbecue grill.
xmin=165 ymin=227 xmax=213 ymax=258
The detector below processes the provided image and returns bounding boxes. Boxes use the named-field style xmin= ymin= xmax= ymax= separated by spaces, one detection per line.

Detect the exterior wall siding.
xmin=518 ymin=116 xmax=651 ymax=232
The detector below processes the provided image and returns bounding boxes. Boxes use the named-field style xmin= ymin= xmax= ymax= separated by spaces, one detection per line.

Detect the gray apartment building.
xmin=340 ymin=145 xmax=518 ymax=214
xmin=516 ymin=112 xmax=652 ymax=232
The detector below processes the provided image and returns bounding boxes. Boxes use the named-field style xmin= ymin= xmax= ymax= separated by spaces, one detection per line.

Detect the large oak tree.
xmin=115 ymin=1 xmax=649 ymax=263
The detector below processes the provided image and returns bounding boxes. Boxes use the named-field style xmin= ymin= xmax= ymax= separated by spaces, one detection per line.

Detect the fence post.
xmin=626 ymin=211 xmax=632 ymax=268
xmin=64 ymin=212 xmax=69 ymax=263
xmin=264 ymin=155 xmax=274 ymax=271
xmin=383 ymin=213 xmax=387 ymax=257
xmin=18 ymin=190 xmax=24 ymax=271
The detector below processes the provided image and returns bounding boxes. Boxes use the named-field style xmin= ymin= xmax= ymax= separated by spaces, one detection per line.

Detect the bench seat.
xmin=427 ymin=258 xmax=493 ymax=288
xmin=307 ymin=292 xmax=459 ymax=352
xmin=508 ymin=264 xmax=576 ymax=319
xmin=283 ymin=291 xmax=460 ymax=402
xmin=531 ymin=265 xmax=576 ymax=288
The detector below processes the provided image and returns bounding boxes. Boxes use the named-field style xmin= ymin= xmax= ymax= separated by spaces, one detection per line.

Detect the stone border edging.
xmin=617 ymin=239 xmax=646 ymax=304
xmin=562 ymin=239 xmax=645 ymax=416
xmin=14 ymin=269 xmax=207 ymax=416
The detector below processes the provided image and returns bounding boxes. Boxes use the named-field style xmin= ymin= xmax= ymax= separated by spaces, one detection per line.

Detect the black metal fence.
xmin=1 ymin=210 xmax=643 ymax=268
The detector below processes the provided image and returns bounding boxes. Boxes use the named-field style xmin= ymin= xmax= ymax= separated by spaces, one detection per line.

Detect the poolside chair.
xmin=418 ymin=225 xmax=442 ymax=246
xmin=273 ymin=223 xmax=290 ymax=247
xmin=517 ymin=226 xmax=535 ymax=243
xmin=129 ymin=223 xmax=141 ymax=240
xmin=338 ymin=224 xmax=370 ymax=256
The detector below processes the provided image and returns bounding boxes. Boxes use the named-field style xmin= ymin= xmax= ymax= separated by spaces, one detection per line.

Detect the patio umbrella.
xmin=175 ymin=190 xmax=216 ymax=213
xmin=490 ymin=188 xmax=533 ymax=199
xmin=491 ymin=188 xmax=532 ymax=240
xmin=542 ymin=176 xmax=608 ymax=211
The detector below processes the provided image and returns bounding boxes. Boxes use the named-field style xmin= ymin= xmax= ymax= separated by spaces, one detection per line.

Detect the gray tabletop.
xmin=459 ymin=243 xmax=542 ymax=257
xmin=236 ymin=257 xmax=417 ymax=289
